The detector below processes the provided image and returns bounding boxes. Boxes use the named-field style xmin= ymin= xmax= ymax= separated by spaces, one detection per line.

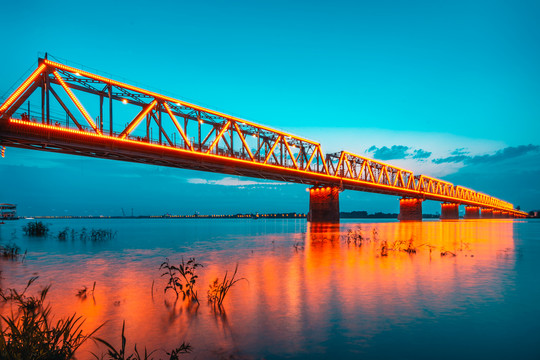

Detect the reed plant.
xmin=380 ymin=240 xmax=388 ymax=256
xmin=22 ymin=221 xmax=49 ymax=236
xmin=58 ymin=227 xmax=116 ymax=242
xmin=90 ymin=229 xmax=117 ymax=242
xmin=92 ymin=321 xmax=191 ymax=360
xmin=58 ymin=228 xmax=69 ymax=241
xmin=440 ymin=248 xmax=456 ymax=257
xmin=0 ymin=243 xmax=26 ymax=261
xmin=76 ymin=282 xmax=96 ymax=299
xmin=207 ymin=264 xmax=245 ymax=309
xmin=0 ymin=277 xmax=100 ymax=360
xmin=344 ymin=228 xmax=364 ymax=246
xmin=160 ymin=258 xmax=203 ymax=303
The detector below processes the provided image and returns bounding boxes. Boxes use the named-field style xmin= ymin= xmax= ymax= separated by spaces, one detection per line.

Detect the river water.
xmin=0 ymin=218 xmax=539 ymax=359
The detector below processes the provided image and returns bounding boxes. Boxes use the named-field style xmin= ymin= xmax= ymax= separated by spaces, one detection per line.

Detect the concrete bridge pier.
xmin=440 ymin=203 xmax=459 ymax=220
xmin=307 ymin=186 xmax=340 ymax=223
xmin=398 ymin=198 xmax=423 ymax=221
xmin=464 ymin=206 xmax=480 ymax=219
xmin=481 ymin=208 xmax=493 ymax=218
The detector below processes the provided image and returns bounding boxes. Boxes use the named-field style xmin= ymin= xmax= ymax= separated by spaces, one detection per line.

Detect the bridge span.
xmin=0 ymin=58 xmax=527 ymax=220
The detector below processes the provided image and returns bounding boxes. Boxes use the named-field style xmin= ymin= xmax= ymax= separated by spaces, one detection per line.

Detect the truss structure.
xmin=0 ymin=58 xmax=526 ymax=216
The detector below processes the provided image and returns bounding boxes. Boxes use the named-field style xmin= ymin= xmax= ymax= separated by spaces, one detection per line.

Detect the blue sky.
xmin=1 ymin=0 xmax=539 ymax=216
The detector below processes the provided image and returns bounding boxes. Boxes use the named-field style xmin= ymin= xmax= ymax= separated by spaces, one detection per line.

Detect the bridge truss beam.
xmin=0 ymin=58 xmax=528 ymax=218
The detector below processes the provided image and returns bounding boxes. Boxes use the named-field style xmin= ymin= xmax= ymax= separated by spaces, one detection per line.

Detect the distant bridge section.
xmin=0 ymin=58 xmax=527 ymax=220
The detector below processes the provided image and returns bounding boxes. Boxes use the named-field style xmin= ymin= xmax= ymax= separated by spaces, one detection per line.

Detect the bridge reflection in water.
xmin=0 ymin=219 xmax=519 ymax=358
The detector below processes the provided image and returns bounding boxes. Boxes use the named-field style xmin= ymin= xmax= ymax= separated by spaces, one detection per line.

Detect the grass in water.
xmin=22 ymin=221 xmax=49 ymax=237
xmin=160 ymin=258 xmax=203 ymax=303
xmin=208 ymin=264 xmax=245 ymax=310
xmin=0 ymin=243 xmax=26 ymax=261
xmin=92 ymin=320 xmax=191 ymax=360
xmin=59 ymin=228 xmax=117 ymax=242
xmin=76 ymin=281 xmax=96 ymax=300
xmin=0 ymin=277 xmax=101 ymax=360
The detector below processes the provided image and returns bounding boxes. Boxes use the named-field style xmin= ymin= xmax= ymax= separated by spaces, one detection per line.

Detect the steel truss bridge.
xmin=0 ymin=58 xmax=527 ymax=218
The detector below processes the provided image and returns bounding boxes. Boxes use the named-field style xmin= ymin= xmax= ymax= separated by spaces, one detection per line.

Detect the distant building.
xmin=0 ymin=203 xmax=17 ymax=220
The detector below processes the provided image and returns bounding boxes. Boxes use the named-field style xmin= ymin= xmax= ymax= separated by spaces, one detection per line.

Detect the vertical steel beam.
xmin=158 ymin=103 xmax=162 ymax=145
xmin=146 ymin=113 xmax=150 ymax=141
xmin=230 ymin=123 xmax=234 ymax=156
xmin=45 ymin=72 xmax=50 ymax=125
xmin=184 ymin=118 xmax=188 ymax=149
xmin=280 ymin=141 xmax=284 ymax=166
xmin=41 ymin=75 xmax=45 ymax=124
xmin=198 ymin=112 xmax=201 ymax=151
xmin=257 ymin=131 xmax=260 ymax=161
xmin=99 ymin=94 xmax=104 ymax=133
xmin=108 ymin=85 xmax=113 ymax=136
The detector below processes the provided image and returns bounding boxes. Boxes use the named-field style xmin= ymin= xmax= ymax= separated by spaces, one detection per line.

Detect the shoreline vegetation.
xmin=1 ymin=222 xmax=245 ymax=358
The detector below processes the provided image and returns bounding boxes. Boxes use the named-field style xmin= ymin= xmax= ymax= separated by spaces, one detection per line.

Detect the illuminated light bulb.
xmin=75 ymin=72 xmax=81 ymax=77
xmin=122 ymin=99 xmax=128 ymax=104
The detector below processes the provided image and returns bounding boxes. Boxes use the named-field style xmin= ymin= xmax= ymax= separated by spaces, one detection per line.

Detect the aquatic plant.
xmin=165 ymin=343 xmax=193 ymax=360
xmin=93 ymin=321 xmax=191 ymax=360
xmin=80 ymin=228 xmax=88 ymax=241
xmin=344 ymin=228 xmax=364 ymax=246
xmin=372 ymin=227 xmax=378 ymax=241
xmin=380 ymin=240 xmax=388 ymax=256
xmin=440 ymin=248 xmax=456 ymax=257
xmin=90 ymin=229 xmax=117 ymax=242
xmin=160 ymin=257 xmax=203 ymax=303
xmin=386 ymin=238 xmax=419 ymax=254
xmin=59 ymin=227 xmax=116 ymax=242
xmin=58 ymin=228 xmax=69 ymax=241
xmin=22 ymin=221 xmax=49 ymax=236
xmin=76 ymin=281 xmax=96 ymax=299
xmin=208 ymin=264 xmax=245 ymax=309
xmin=0 ymin=277 xmax=100 ymax=360
xmin=0 ymin=243 xmax=26 ymax=261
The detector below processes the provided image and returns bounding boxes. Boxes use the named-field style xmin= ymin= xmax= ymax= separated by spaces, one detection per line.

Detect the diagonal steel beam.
xmin=0 ymin=64 xmax=47 ymax=115
xmin=150 ymin=110 xmax=174 ymax=146
xmin=206 ymin=121 xmax=231 ymax=154
xmin=52 ymin=71 xmax=101 ymax=134
xmin=119 ymin=100 xmax=157 ymax=139
xmin=163 ymin=102 xmax=193 ymax=150
xmin=48 ymin=86 xmax=83 ymax=130
xmin=233 ymin=122 xmax=254 ymax=161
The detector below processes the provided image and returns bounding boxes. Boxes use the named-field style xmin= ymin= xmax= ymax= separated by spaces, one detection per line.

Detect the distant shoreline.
xmin=8 ymin=211 xmax=443 ymax=220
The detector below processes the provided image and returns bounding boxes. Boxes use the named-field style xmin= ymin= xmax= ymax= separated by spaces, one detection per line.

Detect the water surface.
xmin=1 ymin=219 xmax=539 ymax=359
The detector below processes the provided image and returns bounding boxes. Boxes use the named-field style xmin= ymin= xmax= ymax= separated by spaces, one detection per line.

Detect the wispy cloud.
xmin=187 ymin=177 xmax=289 ymax=187
xmin=451 ymin=147 xmax=469 ymax=156
xmin=367 ymin=145 xmax=409 ymax=160
xmin=367 ymin=145 xmax=432 ymax=161
xmin=412 ymin=149 xmax=432 ymax=159
xmin=433 ymin=144 xmax=539 ymax=165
